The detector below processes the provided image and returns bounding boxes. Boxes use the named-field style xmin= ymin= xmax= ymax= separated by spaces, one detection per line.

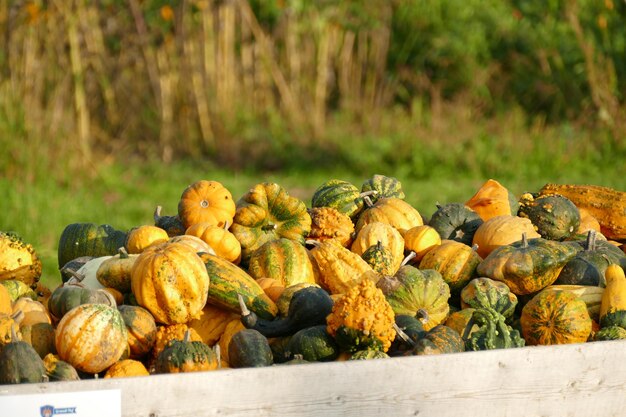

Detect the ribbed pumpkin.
xmin=472 ymin=215 xmax=541 ymax=258
xmin=201 ymin=252 xmax=278 ymax=319
xmin=520 ymin=288 xmax=592 ymax=345
xmin=311 ymin=179 xmax=371 ymax=218
xmin=178 ymin=180 xmax=236 ymax=230
xmin=117 ymin=305 xmax=157 ymax=359
xmin=231 ymin=182 xmax=312 ymax=264
xmin=351 ymin=222 xmax=405 ymax=275
xmin=185 ymin=222 xmax=241 ymax=264
xmin=477 ymin=234 xmax=580 ymax=295
xmin=55 ymin=303 xmax=128 ymax=374
xmin=465 ymin=179 xmax=519 ymax=222
xmin=104 ymin=359 xmax=150 ymax=378
xmin=356 ymin=197 xmax=423 ymax=235
xmin=308 ymin=239 xmax=380 ymax=295
xmin=360 ymin=174 xmax=405 ymax=204
xmin=125 ymin=225 xmax=169 ymax=254
xmin=402 ymin=225 xmax=442 ymax=261
xmin=518 ymin=193 xmax=580 ymax=241
xmin=0 ymin=231 xmax=42 ymax=288
xmin=247 ymin=238 xmax=317 ymax=287
xmin=131 ymin=242 xmax=210 ymax=324
xmin=57 ymin=223 xmax=127 ymax=271
xmin=96 ymin=247 xmax=138 ymax=293
xmin=377 ymin=265 xmax=450 ymax=331
xmin=307 ymin=207 xmax=355 ymax=248
xmin=427 ymin=203 xmax=483 ymax=246
xmin=12 ymin=298 xmax=51 ymax=328
xmin=418 ymin=240 xmax=482 ymax=294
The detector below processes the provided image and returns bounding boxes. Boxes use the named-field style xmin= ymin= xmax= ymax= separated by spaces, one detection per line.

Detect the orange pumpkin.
xmin=12 ymin=298 xmax=51 ymax=328
xmin=131 ymin=242 xmax=210 ymax=324
xmin=402 ymin=225 xmax=442 ymax=261
xmin=55 ymin=303 xmax=128 ymax=374
xmin=178 ymin=180 xmax=236 ymax=230
xmin=167 ymin=234 xmax=216 ymax=254
xmin=0 ymin=284 xmax=11 ymax=315
xmin=187 ymin=303 xmax=239 ymax=346
xmin=104 ymin=359 xmax=150 ymax=378
xmin=472 ymin=215 xmax=540 ymax=258
xmin=126 ymin=225 xmax=169 ymax=254
xmin=355 ymin=198 xmax=423 ymax=235
xmin=185 ymin=222 xmax=241 ymax=264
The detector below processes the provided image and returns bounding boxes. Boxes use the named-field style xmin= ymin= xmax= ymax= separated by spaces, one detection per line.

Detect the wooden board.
xmin=2 ymin=340 xmax=626 ymax=417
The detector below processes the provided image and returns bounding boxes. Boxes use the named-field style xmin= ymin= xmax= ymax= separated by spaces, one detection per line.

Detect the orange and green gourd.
xmin=247 ymin=238 xmax=317 ymax=287
xmin=360 ymin=174 xmax=405 ymax=205
xmin=600 ymin=264 xmax=626 ymax=329
xmin=57 ymin=223 xmax=127 ymax=271
xmin=154 ymin=331 xmax=219 ymax=374
xmin=460 ymin=277 xmax=518 ymax=320
xmin=518 ymin=193 xmax=580 ymax=241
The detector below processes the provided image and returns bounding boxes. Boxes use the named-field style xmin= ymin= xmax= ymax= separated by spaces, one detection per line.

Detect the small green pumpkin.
xmin=285 ymin=325 xmax=339 ymax=362
xmin=517 ymin=193 xmax=580 ymax=241
xmin=228 ymin=329 xmax=273 ymax=368
xmin=427 ymin=203 xmax=483 ymax=246
xmin=311 ymin=179 xmax=373 ymax=218
xmin=412 ymin=325 xmax=465 ymax=355
xmin=360 ymin=241 xmax=396 ymax=275
xmin=154 ymin=331 xmax=218 ymax=373
xmin=0 ymin=327 xmax=47 ymax=384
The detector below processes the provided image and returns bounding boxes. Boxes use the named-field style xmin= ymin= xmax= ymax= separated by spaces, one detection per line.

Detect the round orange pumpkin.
xmin=178 ymin=180 xmax=236 ymax=230
xmin=131 ymin=242 xmax=210 ymax=324
xmin=104 ymin=359 xmax=150 ymax=378
xmin=55 ymin=303 xmax=128 ymax=374
xmin=472 ymin=215 xmax=540 ymax=258
xmin=126 ymin=225 xmax=169 ymax=254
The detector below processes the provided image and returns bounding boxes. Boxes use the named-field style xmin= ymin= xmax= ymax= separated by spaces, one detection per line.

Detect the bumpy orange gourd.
xmin=126 ymin=225 xmax=169 ymax=254
xmin=131 ymin=242 xmax=210 ymax=324
xmin=307 ymin=207 xmax=355 ymax=247
xmin=187 ymin=303 xmax=240 ymax=346
xmin=55 ymin=303 xmax=128 ymax=374
xmin=308 ymin=240 xmax=380 ymax=295
xmin=178 ymin=180 xmax=236 ymax=230
xmin=326 ymin=278 xmax=396 ymax=353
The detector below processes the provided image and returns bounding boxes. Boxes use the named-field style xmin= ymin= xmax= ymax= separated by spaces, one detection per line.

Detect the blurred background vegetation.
xmin=0 ymin=0 xmax=625 ymax=284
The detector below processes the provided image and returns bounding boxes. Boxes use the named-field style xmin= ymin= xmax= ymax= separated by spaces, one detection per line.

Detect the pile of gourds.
xmin=2 ymin=176 xmax=626 ymax=384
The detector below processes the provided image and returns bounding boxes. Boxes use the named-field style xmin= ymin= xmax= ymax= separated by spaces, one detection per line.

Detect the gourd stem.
xmin=118 ymin=246 xmax=129 ymax=259
xmin=10 ymin=310 xmax=24 ymax=325
xmin=261 ymin=223 xmax=277 ymax=231
xmin=183 ymin=329 xmax=191 ymax=343
xmin=586 ymin=230 xmax=597 ymax=251
xmin=154 ymin=205 xmax=163 ymax=222
xmin=305 ymin=239 xmax=321 ymax=247
xmin=471 ymin=243 xmax=479 ymax=252
xmin=359 ymin=190 xmax=378 ymax=198
xmin=416 ymin=308 xmax=430 ymax=325
xmin=63 ymin=269 xmax=86 ymax=285
xmin=237 ymin=293 xmax=251 ymax=316
xmin=401 ymin=251 xmax=416 ymax=267
xmin=521 ymin=232 xmax=528 ymax=248
xmin=223 ymin=221 xmax=230 ymax=231
xmin=363 ymin=195 xmax=374 ymax=208
xmin=214 ymin=344 xmax=221 ymax=369
xmin=392 ymin=323 xmax=417 ymax=348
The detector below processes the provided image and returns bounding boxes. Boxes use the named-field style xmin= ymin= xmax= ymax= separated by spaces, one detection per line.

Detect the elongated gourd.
xmin=600 ymin=264 xmax=626 ymax=329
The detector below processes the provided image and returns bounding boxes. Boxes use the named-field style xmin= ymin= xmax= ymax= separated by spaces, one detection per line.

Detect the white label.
xmin=0 ymin=389 xmax=121 ymax=417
